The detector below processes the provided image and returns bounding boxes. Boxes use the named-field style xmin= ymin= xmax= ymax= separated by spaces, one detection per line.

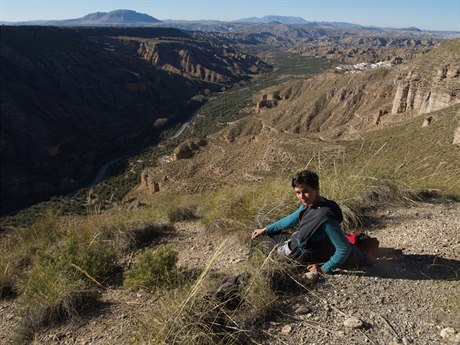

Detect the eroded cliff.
xmin=251 ymin=39 xmax=460 ymax=139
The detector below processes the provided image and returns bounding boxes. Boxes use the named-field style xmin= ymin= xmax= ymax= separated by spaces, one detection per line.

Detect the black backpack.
xmin=345 ymin=232 xmax=380 ymax=266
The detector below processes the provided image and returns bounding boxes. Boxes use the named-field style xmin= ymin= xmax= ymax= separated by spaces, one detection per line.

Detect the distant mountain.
xmin=4 ymin=9 xmax=162 ymax=27
xmin=397 ymin=27 xmax=422 ymax=32
xmin=315 ymin=21 xmax=363 ymax=28
xmin=236 ymin=15 xmax=309 ymax=25
xmin=77 ymin=9 xmax=160 ymax=24
xmin=235 ymin=16 xmax=368 ymax=28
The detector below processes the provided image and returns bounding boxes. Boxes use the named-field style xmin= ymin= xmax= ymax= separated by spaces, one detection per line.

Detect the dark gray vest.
xmin=288 ymin=197 xmax=343 ymax=259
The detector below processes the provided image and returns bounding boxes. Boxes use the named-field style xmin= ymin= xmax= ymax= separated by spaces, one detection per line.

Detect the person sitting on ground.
xmin=252 ymin=169 xmax=361 ymax=275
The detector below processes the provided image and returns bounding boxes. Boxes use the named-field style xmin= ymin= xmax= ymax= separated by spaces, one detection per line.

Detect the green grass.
xmin=270 ymin=52 xmax=336 ymax=78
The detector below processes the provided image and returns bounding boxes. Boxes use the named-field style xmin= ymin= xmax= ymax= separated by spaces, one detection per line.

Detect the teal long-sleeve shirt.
xmin=266 ymin=205 xmax=352 ymax=273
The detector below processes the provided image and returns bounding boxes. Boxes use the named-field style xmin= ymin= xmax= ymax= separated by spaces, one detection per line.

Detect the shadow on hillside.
xmin=251 ymin=238 xmax=459 ymax=281
xmin=361 ymin=247 xmax=460 ymax=281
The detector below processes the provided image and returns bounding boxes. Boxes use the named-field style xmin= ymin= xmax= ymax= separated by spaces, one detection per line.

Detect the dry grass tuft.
xmin=137 ymin=240 xmax=307 ymax=344
xmin=14 ymin=256 xmax=100 ymax=342
xmin=167 ymin=206 xmax=199 ymax=222
xmin=15 ymin=287 xmax=99 ymax=343
xmin=112 ymin=222 xmax=176 ymax=253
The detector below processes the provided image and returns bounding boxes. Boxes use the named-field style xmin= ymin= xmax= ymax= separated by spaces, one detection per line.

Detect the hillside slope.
xmin=0 ymin=36 xmax=459 ymax=345
xmin=2 ymin=200 xmax=458 ymax=344
xmin=0 ymin=26 xmax=268 ymax=212
xmin=249 ymin=39 xmax=459 ymax=140
xmin=136 ymin=40 xmax=459 ymax=199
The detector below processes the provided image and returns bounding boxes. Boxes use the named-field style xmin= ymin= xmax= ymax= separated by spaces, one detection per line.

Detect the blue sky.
xmin=1 ymin=0 xmax=459 ymax=31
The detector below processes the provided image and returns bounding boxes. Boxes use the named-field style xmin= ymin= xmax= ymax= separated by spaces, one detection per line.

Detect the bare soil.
xmin=1 ymin=200 xmax=459 ymax=344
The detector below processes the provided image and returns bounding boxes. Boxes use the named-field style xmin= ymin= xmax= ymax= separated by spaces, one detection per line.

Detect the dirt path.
xmin=1 ymin=201 xmax=459 ymax=344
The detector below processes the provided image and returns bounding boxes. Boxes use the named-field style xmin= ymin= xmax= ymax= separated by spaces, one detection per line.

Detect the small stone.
xmin=440 ymin=327 xmax=456 ymax=339
xmin=295 ymin=306 xmax=311 ymax=315
xmin=232 ymin=258 xmax=244 ymax=264
xmin=304 ymin=272 xmax=319 ymax=282
xmin=389 ymin=336 xmax=406 ymax=345
xmin=344 ymin=316 xmax=364 ymax=329
xmin=455 ymin=333 xmax=460 ymax=342
xmin=281 ymin=324 xmax=292 ymax=335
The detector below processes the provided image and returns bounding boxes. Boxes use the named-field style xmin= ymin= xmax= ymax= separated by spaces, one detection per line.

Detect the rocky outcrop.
xmin=138 ymin=39 xmax=269 ymax=84
xmin=172 ymin=139 xmax=207 ymax=160
xmin=453 ymin=122 xmax=460 ymax=145
xmin=391 ymin=65 xmax=460 ymax=115
xmin=255 ymin=91 xmax=290 ymax=112
xmin=140 ymin=170 xmax=171 ymax=194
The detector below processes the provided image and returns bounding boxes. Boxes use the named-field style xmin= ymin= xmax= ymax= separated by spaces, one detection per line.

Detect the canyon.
xmin=0 ymin=26 xmax=268 ymax=212
xmin=1 ymin=20 xmax=458 ymax=214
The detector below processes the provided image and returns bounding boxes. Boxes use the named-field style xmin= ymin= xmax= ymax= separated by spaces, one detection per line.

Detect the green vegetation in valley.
xmin=184 ymin=53 xmax=334 ymax=137
xmin=270 ymin=52 xmax=337 ymax=78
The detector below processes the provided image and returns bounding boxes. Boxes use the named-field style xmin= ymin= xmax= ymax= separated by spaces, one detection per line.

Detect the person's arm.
xmin=265 ymin=205 xmax=303 ymax=235
xmin=252 ymin=205 xmax=303 ymax=239
xmin=321 ymin=219 xmax=352 ymax=274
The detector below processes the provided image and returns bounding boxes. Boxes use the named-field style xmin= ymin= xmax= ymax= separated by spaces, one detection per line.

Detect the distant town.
xmin=335 ymin=58 xmax=402 ymax=73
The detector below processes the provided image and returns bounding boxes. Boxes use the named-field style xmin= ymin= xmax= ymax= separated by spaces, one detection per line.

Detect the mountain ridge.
xmin=3 ymin=9 xmax=454 ymax=35
xmin=2 ymin=9 xmax=162 ymax=27
xmin=236 ymin=15 xmax=310 ymax=25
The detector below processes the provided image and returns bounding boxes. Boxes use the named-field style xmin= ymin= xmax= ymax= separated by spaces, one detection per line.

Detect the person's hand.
xmin=307 ymin=264 xmax=323 ymax=274
xmin=252 ymin=228 xmax=266 ymax=239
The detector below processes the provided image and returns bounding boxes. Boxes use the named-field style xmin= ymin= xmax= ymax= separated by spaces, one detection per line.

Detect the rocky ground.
xmin=1 ymin=200 xmax=459 ymax=344
xmin=262 ymin=201 xmax=460 ymax=345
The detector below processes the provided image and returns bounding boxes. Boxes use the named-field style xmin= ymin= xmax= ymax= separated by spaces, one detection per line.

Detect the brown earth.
xmin=1 ymin=201 xmax=458 ymax=344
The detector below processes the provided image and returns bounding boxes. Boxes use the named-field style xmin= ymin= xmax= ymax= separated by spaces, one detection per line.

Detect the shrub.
xmin=56 ymin=237 xmax=118 ymax=282
xmin=124 ymin=244 xmax=178 ymax=290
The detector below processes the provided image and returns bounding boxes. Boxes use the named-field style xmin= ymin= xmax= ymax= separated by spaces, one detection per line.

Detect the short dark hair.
xmin=291 ymin=170 xmax=319 ymax=189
